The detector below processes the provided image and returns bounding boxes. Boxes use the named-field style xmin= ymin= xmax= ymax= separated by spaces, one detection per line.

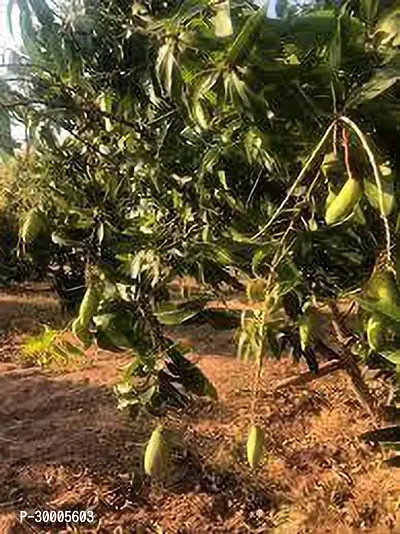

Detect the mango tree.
xmin=1 ymin=0 xmax=399 ymax=470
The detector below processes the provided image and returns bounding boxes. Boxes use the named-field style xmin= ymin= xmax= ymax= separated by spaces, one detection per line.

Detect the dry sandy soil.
xmin=0 ymin=284 xmax=399 ymax=533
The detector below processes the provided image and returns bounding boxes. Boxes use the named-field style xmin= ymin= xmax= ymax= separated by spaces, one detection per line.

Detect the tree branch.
xmin=0 ymin=99 xmax=47 ymax=109
xmin=274 ymin=359 xmax=344 ymax=390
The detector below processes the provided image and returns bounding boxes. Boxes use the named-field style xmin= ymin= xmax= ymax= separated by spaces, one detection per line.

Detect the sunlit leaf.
xmin=373 ymin=8 xmax=400 ymax=47
xmin=380 ymin=350 xmax=400 ymax=367
xmin=211 ymin=0 xmax=233 ymax=38
xmin=154 ymin=302 xmax=201 ymax=326
xmin=364 ymin=167 xmax=396 ymax=217
xmin=357 ymin=297 xmax=400 ymax=324
xmin=51 ymin=233 xmax=83 ymax=248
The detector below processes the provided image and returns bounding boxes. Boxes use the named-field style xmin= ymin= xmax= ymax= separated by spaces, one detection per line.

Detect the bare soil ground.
xmin=0 ymin=284 xmax=399 ymax=533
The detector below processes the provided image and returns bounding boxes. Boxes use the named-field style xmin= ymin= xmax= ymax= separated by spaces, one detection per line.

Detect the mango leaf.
xmin=237 ymin=329 xmax=252 ymax=362
xmin=373 ymin=8 xmax=400 ymax=47
xmin=202 ymin=378 xmax=218 ymax=400
xmin=287 ymin=10 xmax=336 ymax=55
xmin=51 ymin=233 xmax=84 ymax=248
xmin=95 ymin=327 xmax=132 ymax=351
xmin=226 ymin=70 xmax=252 ymax=109
xmin=204 ymin=243 xmax=236 ymax=267
xmin=228 ymin=229 xmax=255 ymax=244
xmin=28 ymin=0 xmax=54 ymax=25
xmin=7 ymin=0 xmax=16 ymax=35
xmin=154 ymin=302 xmax=201 ymax=326
xmin=357 ymin=297 xmax=400 ymax=324
xmin=329 ymin=18 xmax=341 ymax=71
xmin=360 ymin=0 xmax=379 ymax=23
xmin=360 ymin=426 xmax=400 ymax=443
xmin=114 ymin=381 xmax=133 ymax=396
xmin=156 ymin=39 xmax=178 ymax=96
xmin=211 ymin=0 xmax=233 ymax=38
xmin=139 ymin=385 xmax=158 ymax=405
xmin=94 ymin=311 xmax=145 ymax=350
xmin=380 ymin=350 xmax=400 ymax=367
xmin=192 ymin=99 xmax=209 ymax=130
xmin=346 ymin=68 xmax=399 ymax=109
xmin=364 ymin=168 xmax=395 ymax=216
xmin=163 ymin=343 xmax=218 ymax=400
xmin=381 ymin=443 xmax=400 ymax=452
xmin=217 ymin=170 xmax=228 ymax=190
xmin=0 ymin=110 xmax=13 ymax=156
xmin=18 ymin=0 xmax=36 ymax=53
xmin=200 ymin=147 xmax=221 ymax=175
xmin=60 ymin=340 xmax=85 ymax=358
xmin=226 ymin=3 xmax=267 ymax=64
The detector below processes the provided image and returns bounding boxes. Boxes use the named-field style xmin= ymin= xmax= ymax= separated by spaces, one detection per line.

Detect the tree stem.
xmin=274 ymin=359 xmax=344 ymax=390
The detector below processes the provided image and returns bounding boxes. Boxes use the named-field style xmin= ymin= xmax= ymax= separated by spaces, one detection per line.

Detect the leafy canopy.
xmin=0 ymin=0 xmax=399 ymax=415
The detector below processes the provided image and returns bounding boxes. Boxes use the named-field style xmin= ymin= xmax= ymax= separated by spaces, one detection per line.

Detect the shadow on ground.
xmin=0 ymin=292 xmax=64 ymax=334
xmin=0 ymin=367 xmax=282 ymax=533
xmin=0 ymin=286 xmax=397 ymax=533
xmin=0 ymin=370 xmax=144 ymax=493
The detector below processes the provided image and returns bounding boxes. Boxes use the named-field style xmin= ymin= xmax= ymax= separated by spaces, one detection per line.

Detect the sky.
xmin=0 ymin=0 xmax=25 ymax=141
xmin=0 ymin=1 xmax=22 ymax=58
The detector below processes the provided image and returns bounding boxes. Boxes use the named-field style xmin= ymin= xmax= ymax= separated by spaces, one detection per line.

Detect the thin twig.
xmin=343 ymin=356 xmax=378 ymax=421
xmin=250 ymin=310 xmax=266 ymax=424
xmin=251 ymin=120 xmax=336 ymax=241
xmin=330 ymin=79 xmax=338 ymax=157
xmin=246 ymin=169 xmax=263 ymax=208
xmin=328 ymin=301 xmax=378 ymax=419
xmin=342 ymin=126 xmax=352 ymax=178
xmin=339 ymin=115 xmax=392 ymax=267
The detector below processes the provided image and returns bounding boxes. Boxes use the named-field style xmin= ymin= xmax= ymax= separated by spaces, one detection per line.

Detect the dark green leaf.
xmin=361 ymin=0 xmax=379 ymax=23
xmin=360 ymin=426 xmax=400 ymax=443
xmin=346 ymin=69 xmax=399 ymax=109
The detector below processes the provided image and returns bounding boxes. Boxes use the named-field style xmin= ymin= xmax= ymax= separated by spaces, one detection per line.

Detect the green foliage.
xmin=0 ymin=0 xmax=399 ymax=421
xmin=114 ymin=339 xmax=217 ymax=416
xmin=154 ymin=300 xmax=204 ymax=326
xmin=22 ymin=326 xmax=87 ymax=369
xmin=0 ymin=154 xmax=48 ymax=284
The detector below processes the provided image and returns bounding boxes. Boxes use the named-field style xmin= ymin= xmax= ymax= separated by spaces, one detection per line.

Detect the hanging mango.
xmin=325 ymin=175 xmax=362 ymax=226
